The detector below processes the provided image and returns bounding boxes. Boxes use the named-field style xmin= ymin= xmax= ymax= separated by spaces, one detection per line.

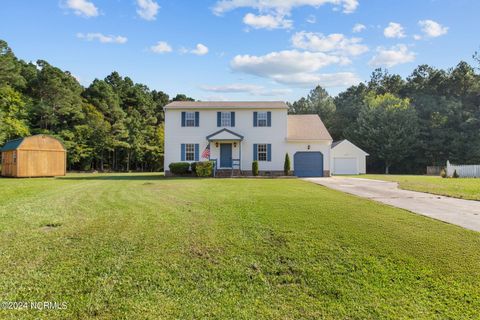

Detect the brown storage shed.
xmin=1 ymin=135 xmax=66 ymax=177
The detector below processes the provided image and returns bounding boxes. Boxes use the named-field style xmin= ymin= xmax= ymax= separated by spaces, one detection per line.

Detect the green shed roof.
xmin=0 ymin=137 xmax=25 ymax=152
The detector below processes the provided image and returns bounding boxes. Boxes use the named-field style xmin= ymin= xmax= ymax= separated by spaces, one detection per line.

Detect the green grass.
xmin=0 ymin=173 xmax=479 ymax=319
xmin=356 ymin=174 xmax=480 ymax=201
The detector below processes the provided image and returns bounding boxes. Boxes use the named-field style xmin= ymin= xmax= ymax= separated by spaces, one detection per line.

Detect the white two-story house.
xmin=164 ymin=101 xmax=333 ymax=177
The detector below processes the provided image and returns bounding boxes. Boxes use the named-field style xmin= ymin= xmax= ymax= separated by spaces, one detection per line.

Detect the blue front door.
xmin=220 ymin=144 xmax=232 ymax=168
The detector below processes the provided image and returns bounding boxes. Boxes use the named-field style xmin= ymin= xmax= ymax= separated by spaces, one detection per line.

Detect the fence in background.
xmin=446 ymin=160 xmax=480 ymax=178
xmin=426 ymin=166 xmax=443 ymax=176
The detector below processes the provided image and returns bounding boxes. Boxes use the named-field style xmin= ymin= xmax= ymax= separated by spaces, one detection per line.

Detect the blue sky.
xmin=0 ymin=0 xmax=478 ymax=102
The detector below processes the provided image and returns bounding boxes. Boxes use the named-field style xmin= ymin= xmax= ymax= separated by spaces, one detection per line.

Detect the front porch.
xmin=206 ymin=128 xmax=243 ymax=176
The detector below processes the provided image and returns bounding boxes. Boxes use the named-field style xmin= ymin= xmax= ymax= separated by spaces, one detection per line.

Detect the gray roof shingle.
xmin=287 ymin=115 xmax=332 ymax=141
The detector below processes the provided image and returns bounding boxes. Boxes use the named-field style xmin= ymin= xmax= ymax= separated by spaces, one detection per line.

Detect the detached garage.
xmin=331 ymin=140 xmax=368 ymax=175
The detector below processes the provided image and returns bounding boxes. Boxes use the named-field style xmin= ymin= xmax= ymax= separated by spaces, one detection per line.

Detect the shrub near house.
xmin=168 ymin=162 xmax=190 ymax=175
xmin=195 ymin=161 xmax=214 ymax=177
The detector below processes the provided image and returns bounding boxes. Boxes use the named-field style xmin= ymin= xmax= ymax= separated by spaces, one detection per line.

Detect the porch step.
xmin=215 ymin=169 xmax=242 ymax=177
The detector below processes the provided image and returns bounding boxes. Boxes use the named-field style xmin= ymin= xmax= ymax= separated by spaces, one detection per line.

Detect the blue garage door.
xmin=294 ymin=152 xmax=324 ymax=177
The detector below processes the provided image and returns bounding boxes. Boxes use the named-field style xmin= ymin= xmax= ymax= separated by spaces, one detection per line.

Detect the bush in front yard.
xmin=453 ymin=170 xmax=459 ymax=178
xmin=252 ymin=160 xmax=259 ymax=176
xmin=440 ymin=168 xmax=447 ymax=178
xmin=195 ymin=161 xmax=214 ymax=177
xmin=169 ymin=162 xmax=190 ymax=175
xmin=190 ymin=162 xmax=197 ymax=176
xmin=284 ymin=153 xmax=291 ymax=176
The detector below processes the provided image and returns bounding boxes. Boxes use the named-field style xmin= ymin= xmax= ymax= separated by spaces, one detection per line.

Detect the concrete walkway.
xmin=305 ymin=177 xmax=480 ymax=232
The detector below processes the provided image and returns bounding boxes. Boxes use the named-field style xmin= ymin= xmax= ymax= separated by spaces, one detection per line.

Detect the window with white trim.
xmin=221 ymin=112 xmax=231 ymax=127
xmin=257 ymin=144 xmax=267 ymax=161
xmin=185 ymin=112 xmax=196 ymax=127
xmin=13 ymin=151 xmax=17 ymax=164
xmin=185 ymin=144 xmax=195 ymax=161
xmin=257 ymin=112 xmax=267 ymax=127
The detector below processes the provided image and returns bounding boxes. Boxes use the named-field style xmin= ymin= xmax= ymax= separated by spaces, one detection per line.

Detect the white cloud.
xmin=191 ymin=43 xmax=209 ymax=55
xmin=213 ymin=0 xmax=359 ymax=15
xmin=231 ymin=50 xmax=349 ymax=77
xmin=201 ymin=83 xmax=263 ymax=93
xmin=352 ymin=23 xmax=366 ymax=33
xmin=257 ymin=88 xmax=293 ymax=96
xmin=203 ymin=95 xmax=229 ymax=101
xmin=272 ymin=72 xmax=360 ymax=87
xmin=230 ymin=50 xmax=357 ymax=87
xmin=136 ymin=0 xmax=160 ymax=21
xmin=418 ymin=20 xmax=448 ymax=38
xmin=150 ymin=41 xmax=172 ymax=53
xmin=369 ymin=44 xmax=415 ymax=68
xmin=384 ymin=22 xmax=406 ymax=38
xmin=200 ymin=83 xmax=292 ymax=96
xmin=243 ymin=13 xmax=293 ymax=30
xmin=413 ymin=34 xmax=422 ymax=41
xmin=306 ymin=15 xmax=316 ymax=24
xmin=77 ymin=33 xmax=127 ymax=44
xmin=64 ymin=0 xmax=99 ymax=17
xmin=291 ymin=31 xmax=368 ymax=56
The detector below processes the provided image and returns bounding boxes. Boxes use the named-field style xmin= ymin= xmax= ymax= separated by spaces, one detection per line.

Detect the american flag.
xmin=201 ymin=143 xmax=211 ymax=159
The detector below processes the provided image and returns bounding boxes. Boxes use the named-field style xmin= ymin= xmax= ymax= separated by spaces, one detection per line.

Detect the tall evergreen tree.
xmin=353 ymin=93 xmax=419 ymax=174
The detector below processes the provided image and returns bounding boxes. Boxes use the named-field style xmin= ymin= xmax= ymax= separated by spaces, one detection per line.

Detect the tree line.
xmin=1 ymin=39 xmax=479 ymax=173
xmin=0 ymin=40 xmax=193 ymax=171
xmin=289 ymin=56 xmax=480 ymax=173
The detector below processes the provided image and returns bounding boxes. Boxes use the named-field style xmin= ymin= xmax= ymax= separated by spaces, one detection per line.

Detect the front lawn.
xmin=357 ymin=174 xmax=480 ymax=200
xmin=0 ymin=174 xmax=479 ymax=319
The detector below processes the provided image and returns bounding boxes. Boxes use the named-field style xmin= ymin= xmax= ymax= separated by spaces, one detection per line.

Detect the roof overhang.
xmin=331 ymin=139 xmax=369 ymax=155
xmin=286 ymin=139 xmax=332 ymax=142
xmin=206 ymin=128 xmax=244 ymax=141
xmin=164 ymin=101 xmax=288 ymax=110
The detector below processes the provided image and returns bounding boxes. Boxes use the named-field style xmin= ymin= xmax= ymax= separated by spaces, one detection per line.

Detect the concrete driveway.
xmin=305 ymin=177 xmax=480 ymax=232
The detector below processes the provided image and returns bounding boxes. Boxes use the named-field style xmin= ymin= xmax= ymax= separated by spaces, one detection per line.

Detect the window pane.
xmin=257 ymin=144 xmax=267 ymax=161
xmin=257 ymin=112 xmax=267 ymax=127
xmin=221 ymin=112 xmax=231 ymax=127
xmin=186 ymin=144 xmax=195 ymax=161
xmin=186 ymin=112 xmax=195 ymax=127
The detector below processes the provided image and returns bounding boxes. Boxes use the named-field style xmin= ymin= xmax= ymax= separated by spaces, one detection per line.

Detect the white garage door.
xmin=334 ymin=157 xmax=358 ymax=175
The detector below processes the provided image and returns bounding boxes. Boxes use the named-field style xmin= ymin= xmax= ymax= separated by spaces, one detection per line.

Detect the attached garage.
xmin=331 ymin=140 xmax=368 ymax=175
xmin=294 ymin=152 xmax=324 ymax=177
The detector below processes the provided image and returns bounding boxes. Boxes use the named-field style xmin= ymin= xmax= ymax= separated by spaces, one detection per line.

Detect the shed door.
xmin=294 ymin=152 xmax=323 ymax=177
xmin=333 ymin=157 xmax=357 ymax=175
